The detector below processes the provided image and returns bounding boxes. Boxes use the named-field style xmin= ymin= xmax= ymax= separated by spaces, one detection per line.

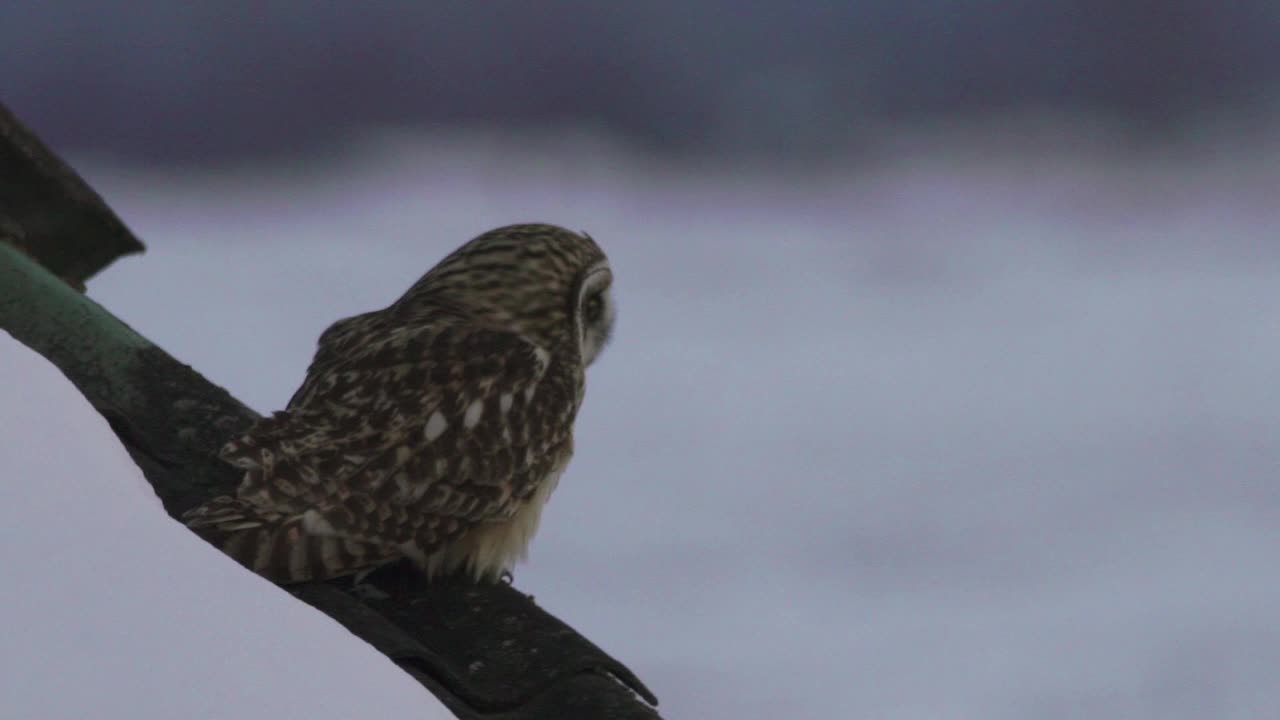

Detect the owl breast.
xmin=418 ymin=451 xmax=570 ymax=582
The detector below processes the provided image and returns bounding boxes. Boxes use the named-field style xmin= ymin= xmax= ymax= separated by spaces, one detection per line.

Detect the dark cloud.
xmin=3 ymin=1 xmax=1277 ymax=165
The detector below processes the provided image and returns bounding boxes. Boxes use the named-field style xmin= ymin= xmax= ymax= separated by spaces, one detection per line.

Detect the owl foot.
xmin=351 ymin=581 xmax=391 ymax=601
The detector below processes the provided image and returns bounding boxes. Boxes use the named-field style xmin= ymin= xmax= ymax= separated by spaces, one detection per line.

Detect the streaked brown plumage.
xmin=184 ymin=224 xmax=615 ymax=583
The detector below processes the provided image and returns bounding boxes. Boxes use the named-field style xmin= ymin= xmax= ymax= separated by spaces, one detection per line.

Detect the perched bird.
xmin=184 ymin=223 xmax=615 ymax=584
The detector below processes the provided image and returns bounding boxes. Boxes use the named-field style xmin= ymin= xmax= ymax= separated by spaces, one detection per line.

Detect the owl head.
xmin=398 ymin=223 xmax=615 ymax=366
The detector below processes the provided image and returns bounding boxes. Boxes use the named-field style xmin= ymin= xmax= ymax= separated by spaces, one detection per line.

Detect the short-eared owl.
xmin=184 ymin=224 xmax=615 ymax=583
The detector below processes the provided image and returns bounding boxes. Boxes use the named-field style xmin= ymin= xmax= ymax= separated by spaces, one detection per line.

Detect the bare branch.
xmin=0 ymin=103 xmax=144 ymax=286
xmin=0 ymin=101 xmax=659 ymax=720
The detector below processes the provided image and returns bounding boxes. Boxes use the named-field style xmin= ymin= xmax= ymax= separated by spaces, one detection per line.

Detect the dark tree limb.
xmin=0 ymin=103 xmax=144 ymax=286
xmin=0 ymin=101 xmax=659 ymax=720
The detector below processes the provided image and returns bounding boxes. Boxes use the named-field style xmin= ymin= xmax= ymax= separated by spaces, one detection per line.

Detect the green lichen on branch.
xmin=0 ymin=242 xmax=255 ymax=509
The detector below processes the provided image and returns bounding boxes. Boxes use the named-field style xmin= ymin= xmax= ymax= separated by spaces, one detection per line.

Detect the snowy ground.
xmin=8 ymin=130 xmax=1279 ymax=718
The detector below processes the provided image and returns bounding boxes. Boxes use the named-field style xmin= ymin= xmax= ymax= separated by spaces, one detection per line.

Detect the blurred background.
xmin=5 ymin=0 xmax=1280 ymax=165
xmin=5 ymin=3 xmax=1280 ymax=718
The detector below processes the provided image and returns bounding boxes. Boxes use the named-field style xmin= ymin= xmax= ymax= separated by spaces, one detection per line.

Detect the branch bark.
xmin=0 ymin=101 xmax=659 ymax=720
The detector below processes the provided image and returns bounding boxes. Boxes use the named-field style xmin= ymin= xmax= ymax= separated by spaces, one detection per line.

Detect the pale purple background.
xmin=28 ymin=128 xmax=1275 ymax=718
xmin=3 ymin=4 xmax=1279 ymax=715
xmin=0 ymin=334 xmax=454 ymax=720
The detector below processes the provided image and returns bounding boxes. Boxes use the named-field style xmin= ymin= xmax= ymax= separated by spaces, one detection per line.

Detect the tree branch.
xmin=0 ymin=102 xmax=144 ymax=286
xmin=0 ymin=101 xmax=659 ymax=720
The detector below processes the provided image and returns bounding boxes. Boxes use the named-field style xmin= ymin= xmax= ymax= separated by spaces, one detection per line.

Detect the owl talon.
xmin=499 ymin=569 xmax=514 ymax=584
xmin=351 ymin=581 xmax=390 ymax=601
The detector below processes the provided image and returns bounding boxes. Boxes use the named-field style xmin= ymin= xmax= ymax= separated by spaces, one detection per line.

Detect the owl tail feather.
xmin=183 ymin=496 xmax=395 ymax=584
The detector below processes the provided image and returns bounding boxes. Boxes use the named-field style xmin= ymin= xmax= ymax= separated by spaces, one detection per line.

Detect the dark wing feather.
xmin=217 ymin=317 xmax=567 ymax=551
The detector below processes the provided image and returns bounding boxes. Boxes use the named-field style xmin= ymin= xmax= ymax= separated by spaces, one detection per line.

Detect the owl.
xmin=183 ymin=224 xmax=616 ymax=584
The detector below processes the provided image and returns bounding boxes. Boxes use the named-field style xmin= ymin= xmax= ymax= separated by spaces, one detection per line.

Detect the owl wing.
xmin=218 ymin=318 xmax=567 ymax=551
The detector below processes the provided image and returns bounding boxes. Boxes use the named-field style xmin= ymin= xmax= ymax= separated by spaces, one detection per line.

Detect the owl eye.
xmin=582 ymin=293 xmax=605 ymax=325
